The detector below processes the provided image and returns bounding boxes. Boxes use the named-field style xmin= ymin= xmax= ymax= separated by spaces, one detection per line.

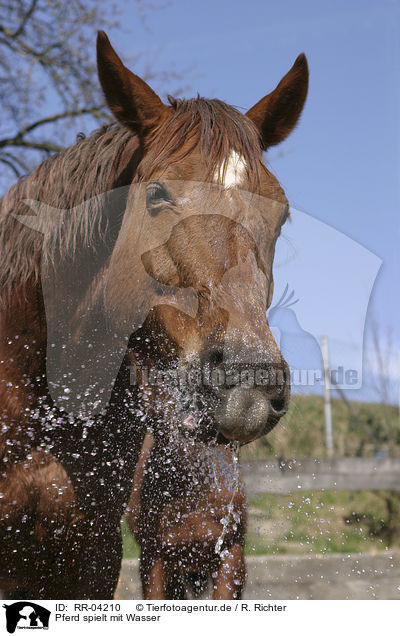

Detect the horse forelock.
xmin=139 ymin=96 xmax=263 ymax=187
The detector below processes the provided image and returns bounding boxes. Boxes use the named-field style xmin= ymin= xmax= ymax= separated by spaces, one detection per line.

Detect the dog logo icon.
xmin=3 ymin=602 xmax=50 ymax=633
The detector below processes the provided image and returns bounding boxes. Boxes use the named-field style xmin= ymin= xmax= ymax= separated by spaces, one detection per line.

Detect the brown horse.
xmin=0 ymin=31 xmax=308 ymax=598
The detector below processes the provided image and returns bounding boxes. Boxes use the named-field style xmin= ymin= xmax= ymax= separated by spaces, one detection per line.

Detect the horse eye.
xmin=146 ymin=181 xmax=173 ymax=210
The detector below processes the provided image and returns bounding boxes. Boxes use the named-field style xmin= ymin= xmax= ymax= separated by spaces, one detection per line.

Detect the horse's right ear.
xmin=96 ymin=31 xmax=169 ymax=137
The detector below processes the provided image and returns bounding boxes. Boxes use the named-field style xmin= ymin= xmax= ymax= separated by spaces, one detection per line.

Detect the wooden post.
xmin=398 ymin=351 xmax=400 ymax=421
xmin=321 ymin=335 xmax=333 ymax=457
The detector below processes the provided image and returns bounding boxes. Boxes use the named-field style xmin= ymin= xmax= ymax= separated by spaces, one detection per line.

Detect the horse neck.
xmin=0 ymin=279 xmax=47 ymax=457
xmin=0 ymin=129 xmax=141 ymax=424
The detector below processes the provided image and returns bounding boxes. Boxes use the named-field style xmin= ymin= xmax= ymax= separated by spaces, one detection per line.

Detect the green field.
xmin=122 ymin=518 xmax=140 ymax=559
xmin=245 ymin=489 xmax=400 ymax=556
xmin=242 ymin=393 xmax=399 ymax=459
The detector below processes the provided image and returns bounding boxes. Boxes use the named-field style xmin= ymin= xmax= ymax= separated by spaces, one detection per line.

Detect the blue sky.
xmin=106 ymin=0 xmax=399 ymax=402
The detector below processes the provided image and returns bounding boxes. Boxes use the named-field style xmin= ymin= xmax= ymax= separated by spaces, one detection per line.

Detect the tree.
xmin=0 ymin=0 xmax=184 ymax=190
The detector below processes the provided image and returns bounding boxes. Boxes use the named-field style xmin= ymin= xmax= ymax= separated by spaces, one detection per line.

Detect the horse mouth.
xmin=178 ymin=410 xmax=227 ymax=444
xmin=132 ymin=358 xmax=289 ymax=445
xmin=173 ymin=356 xmax=290 ymax=445
xmin=178 ymin=399 xmax=280 ymax=446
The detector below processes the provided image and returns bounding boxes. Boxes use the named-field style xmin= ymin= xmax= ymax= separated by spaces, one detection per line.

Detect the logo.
xmin=3 ymin=603 xmax=50 ymax=634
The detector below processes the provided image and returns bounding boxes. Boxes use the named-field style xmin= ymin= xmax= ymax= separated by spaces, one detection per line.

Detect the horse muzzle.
xmin=214 ymin=383 xmax=289 ymax=444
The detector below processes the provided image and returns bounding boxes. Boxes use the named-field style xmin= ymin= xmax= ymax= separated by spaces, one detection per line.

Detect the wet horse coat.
xmin=0 ymin=32 xmax=308 ymax=598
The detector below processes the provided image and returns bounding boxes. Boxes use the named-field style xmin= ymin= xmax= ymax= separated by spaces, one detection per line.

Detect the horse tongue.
xmin=183 ymin=414 xmax=196 ymax=429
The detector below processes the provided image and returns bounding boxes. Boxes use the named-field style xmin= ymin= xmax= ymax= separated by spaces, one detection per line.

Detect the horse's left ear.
xmin=96 ymin=31 xmax=170 ymax=137
xmin=246 ymin=54 xmax=309 ymax=149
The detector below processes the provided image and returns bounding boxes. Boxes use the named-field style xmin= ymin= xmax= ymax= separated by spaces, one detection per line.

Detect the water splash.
xmin=214 ymin=441 xmax=240 ymax=556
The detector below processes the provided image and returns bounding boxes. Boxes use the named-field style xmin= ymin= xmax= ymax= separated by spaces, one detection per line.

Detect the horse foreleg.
xmin=212 ymin=543 xmax=246 ymax=600
xmin=27 ymin=519 xmax=123 ymax=599
xmin=68 ymin=518 xmax=123 ymax=599
xmin=0 ymin=455 xmax=123 ymax=599
xmin=126 ymin=432 xmax=154 ymax=536
xmin=140 ymin=553 xmax=166 ymax=599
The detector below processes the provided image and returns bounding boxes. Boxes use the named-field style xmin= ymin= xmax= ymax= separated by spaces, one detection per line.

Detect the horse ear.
xmin=96 ymin=31 xmax=169 ymax=137
xmin=246 ymin=54 xmax=309 ymax=149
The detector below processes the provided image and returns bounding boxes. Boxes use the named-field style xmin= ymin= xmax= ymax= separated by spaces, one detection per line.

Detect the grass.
xmin=122 ymin=489 xmax=398 ymax=559
xmin=121 ymin=518 xmax=140 ymax=559
xmin=245 ymin=489 xmax=393 ymax=556
xmin=241 ymin=394 xmax=400 ymax=459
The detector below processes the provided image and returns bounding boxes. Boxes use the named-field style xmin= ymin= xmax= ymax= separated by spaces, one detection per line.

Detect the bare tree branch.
xmin=12 ymin=0 xmax=38 ymax=38
xmin=0 ymin=0 xmax=120 ymax=186
xmin=0 ymin=1 xmax=189 ymax=190
xmin=0 ymin=155 xmax=23 ymax=177
xmin=0 ymin=107 xmax=108 ymax=147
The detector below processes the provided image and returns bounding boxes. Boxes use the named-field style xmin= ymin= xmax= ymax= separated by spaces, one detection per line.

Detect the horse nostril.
xmin=269 ymin=364 xmax=290 ymax=416
xmin=207 ymin=347 xmax=224 ymax=367
xmin=270 ymin=396 xmax=287 ymax=415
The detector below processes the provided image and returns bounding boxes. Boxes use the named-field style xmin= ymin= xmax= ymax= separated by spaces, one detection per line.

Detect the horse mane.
xmin=0 ymin=124 xmax=137 ymax=305
xmin=0 ymin=97 xmax=263 ymax=306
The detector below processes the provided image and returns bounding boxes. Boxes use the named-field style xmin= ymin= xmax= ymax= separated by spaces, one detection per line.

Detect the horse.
xmin=126 ymin=431 xmax=247 ymax=599
xmin=0 ymin=30 xmax=308 ymax=599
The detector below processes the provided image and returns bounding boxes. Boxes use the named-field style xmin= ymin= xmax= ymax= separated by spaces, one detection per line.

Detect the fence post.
xmin=321 ymin=335 xmax=333 ymax=457
xmin=398 ymin=350 xmax=400 ymax=422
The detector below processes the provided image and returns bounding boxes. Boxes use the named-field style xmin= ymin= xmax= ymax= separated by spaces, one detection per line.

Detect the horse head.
xmin=97 ymin=32 xmax=309 ymax=444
